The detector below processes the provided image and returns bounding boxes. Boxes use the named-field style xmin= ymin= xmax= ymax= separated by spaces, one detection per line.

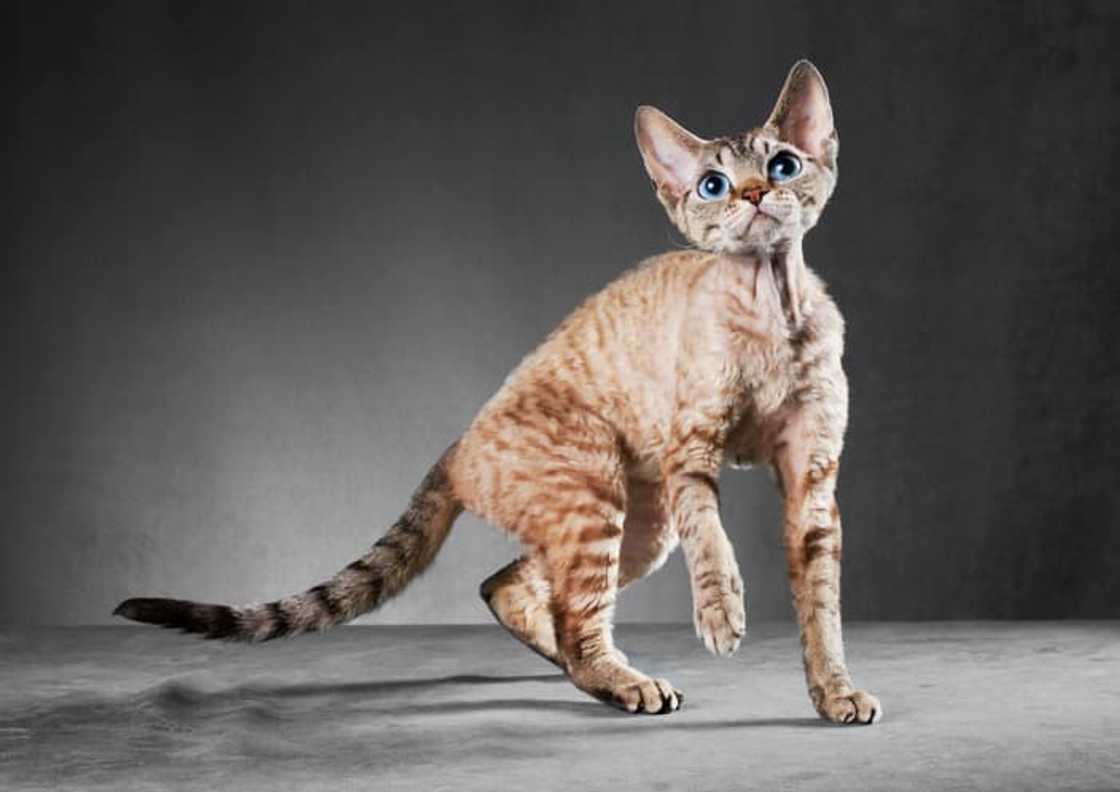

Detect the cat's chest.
xmin=721 ymin=346 xmax=809 ymax=470
xmin=732 ymin=332 xmax=802 ymax=424
xmin=722 ymin=308 xmax=845 ymax=467
xmin=719 ymin=283 xmax=804 ymax=410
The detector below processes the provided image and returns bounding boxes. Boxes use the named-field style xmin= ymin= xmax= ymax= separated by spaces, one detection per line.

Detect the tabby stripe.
xmin=309 ymin=584 xmax=341 ymax=619
xmin=266 ymin=602 xmax=291 ymax=639
xmin=806 ymin=526 xmax=842 ymax=564
xmin=375 ymin=536 xmax=408 ymax=562
xmin=368 ymin=575 xmax=384 ymax=606
xmin=395 ymin=515 xmax=425 ymax=536
xmin=803 ymin=459 xmax=839 ymax=489
xmin=576 ymin=523 xmax=622 ymax=544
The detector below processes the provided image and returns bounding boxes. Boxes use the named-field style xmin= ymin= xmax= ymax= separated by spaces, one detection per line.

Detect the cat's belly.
xmin=724 ymin=372 xmax=801 ymax=469
xmin=619 ymin=474 xmax=675 ymax=583
xmin=620 ymin=422 xmax=676 ymax=480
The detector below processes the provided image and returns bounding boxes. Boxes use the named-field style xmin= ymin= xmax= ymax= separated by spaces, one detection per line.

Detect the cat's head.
xmin=635 ymin=60 xmax=837 ymax=255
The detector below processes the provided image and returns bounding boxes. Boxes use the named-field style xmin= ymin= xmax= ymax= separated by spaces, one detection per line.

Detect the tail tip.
xmin=113 ymin=597 xmax=180 ymax=624
xmin=112 ymin=598 xmax=141 ymax=619
xmin=110 ymin=597 xmax=239 ymax=640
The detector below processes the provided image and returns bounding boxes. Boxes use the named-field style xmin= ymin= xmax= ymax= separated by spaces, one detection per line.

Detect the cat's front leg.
xmin=667 ymin=465 xmax=746 ymax=656
xmin=773 ymin=398 xmax=881 ymax=725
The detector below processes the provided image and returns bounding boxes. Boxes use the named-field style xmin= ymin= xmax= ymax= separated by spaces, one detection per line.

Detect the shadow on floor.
xmin=0 ymin=671 xmax=831 ymax=741
xmin=238 ymin=672 xmax=566 ymax=699
xmin=642 ymin=716 xmax=832 ymax=730
xmin=0 ymin=672 xmax=615 ymax=736
xmin=0 ymin=663 xmax=866 ymax=789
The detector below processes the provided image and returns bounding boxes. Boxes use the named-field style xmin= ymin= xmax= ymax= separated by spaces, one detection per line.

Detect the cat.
xmin=115 ymin=60 xmax=881 ymax=725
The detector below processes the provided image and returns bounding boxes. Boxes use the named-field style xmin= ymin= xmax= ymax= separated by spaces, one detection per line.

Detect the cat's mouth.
xmin=718 ymin=208 xmax=782 ymax=252
xmin=712 ymin=211 xmax=783 ymax=254
xmin=727 ymin=207 xmax=767 ymax=230
xmin=737 ymin=209 xmax=776 ymax=237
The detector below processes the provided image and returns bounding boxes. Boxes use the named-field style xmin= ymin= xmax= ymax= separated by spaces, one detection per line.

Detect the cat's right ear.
xmin=634 ymin=106 xmax=706 ymax=199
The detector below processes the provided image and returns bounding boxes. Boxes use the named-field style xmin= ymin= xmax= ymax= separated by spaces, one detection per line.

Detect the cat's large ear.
xmin=765 ymin=60 xmax=836 ymax=162
xmin=634 ymin=106 xmax=707 ymax=198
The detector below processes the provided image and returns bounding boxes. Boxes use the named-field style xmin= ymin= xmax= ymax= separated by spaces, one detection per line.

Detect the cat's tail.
xmin=112 ymin=443 xmax=462 ymax=641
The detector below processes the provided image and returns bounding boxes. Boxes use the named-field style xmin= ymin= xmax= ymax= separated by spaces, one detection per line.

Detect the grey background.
xmin=5 ymin=2 xmax=1119 ymax=626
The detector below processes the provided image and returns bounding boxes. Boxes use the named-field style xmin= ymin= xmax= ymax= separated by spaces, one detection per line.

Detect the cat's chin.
xmin=704 ymin=221 xmax=800 ymax=257
xmin=708 ymin=237 xmax=795 ymax=257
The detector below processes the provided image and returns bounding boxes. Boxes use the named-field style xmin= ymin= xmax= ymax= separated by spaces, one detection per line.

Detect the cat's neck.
xmin=720 ymin=240 xmax=811 ymax=329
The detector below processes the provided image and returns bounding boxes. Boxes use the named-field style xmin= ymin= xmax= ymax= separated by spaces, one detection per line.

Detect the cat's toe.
xmin=611 ymin=677 xmax=682 ymax=714
xmin=694 ymin=588 xmax=746 ymax=657
xmin=819 ymin=689 xmax=882 ymax=725
xmin=589 ymin=674 xmax=682 ymax=714
xmin=570 ymin=656 xmax=682 ymax=715
xmin=652 ymin=677 xmax=684 ymax=712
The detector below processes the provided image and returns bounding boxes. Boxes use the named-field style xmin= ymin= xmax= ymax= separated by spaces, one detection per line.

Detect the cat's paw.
xmin=819 ymin=689 xmax=882 ymax=725
xmin=598 ymin=676 xmax=684 ymax=715
xmin=693 ymin=576 xmax=746 ymax=657
xmin=570 ymin=658 xmax=683 ymax=715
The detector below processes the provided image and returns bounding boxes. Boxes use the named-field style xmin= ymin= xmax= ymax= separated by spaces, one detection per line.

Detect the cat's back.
xmin=464 ymin=250 xmax=716 ymax=443
xmin=511 ymin=249 xmax=716 ymax=387
xmin=596 ymin=249 xmax=718 ymax=317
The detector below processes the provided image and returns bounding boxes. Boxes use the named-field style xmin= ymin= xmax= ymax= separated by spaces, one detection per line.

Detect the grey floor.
xmin=0 ymin=623 xmax=1117 ymax=791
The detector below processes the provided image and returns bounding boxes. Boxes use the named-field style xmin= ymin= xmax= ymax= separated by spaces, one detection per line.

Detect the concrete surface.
xmin=0 ymin=622 xmax=1117 ymax=791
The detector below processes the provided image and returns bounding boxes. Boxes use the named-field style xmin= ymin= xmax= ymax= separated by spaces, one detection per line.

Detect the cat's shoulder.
xmin=614 ymin=249 xmax=720 ymax=291
xmin=635 ymin=249 xmax=718 ymax=274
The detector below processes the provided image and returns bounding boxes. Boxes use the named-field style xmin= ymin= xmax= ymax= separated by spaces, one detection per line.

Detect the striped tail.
xmin=112 ymin=444 xmax=462 ymax=641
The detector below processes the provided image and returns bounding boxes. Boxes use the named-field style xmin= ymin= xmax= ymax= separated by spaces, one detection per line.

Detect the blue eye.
xmin=767 ymin=152 xmax=802 ymax=182
xmin=697 ymin=171 xmax=731 ymax=200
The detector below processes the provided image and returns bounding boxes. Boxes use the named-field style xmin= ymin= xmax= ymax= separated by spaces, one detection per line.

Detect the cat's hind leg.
xmin=454 ymin=403 xmax=680 ymax=713
xmin=481 ymin=556 xmax=632 ymax=668
xmin=480 ymin=556 xmax=561 ymax=666
xmin=532 ymin=469 xmax=681 ymax=714
xmin=481 ymin=477 xmax=674 ymax=668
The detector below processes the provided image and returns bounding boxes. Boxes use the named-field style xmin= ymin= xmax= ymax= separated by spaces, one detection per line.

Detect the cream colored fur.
xmin=457 ymin=61 xmax=880 ymax=721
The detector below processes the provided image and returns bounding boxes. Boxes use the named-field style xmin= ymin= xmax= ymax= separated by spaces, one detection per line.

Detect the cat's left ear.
xmin=634 ymin=106 xmax=707 ymax=198
xmin=766 ymin=60 xmax=837 ymax=163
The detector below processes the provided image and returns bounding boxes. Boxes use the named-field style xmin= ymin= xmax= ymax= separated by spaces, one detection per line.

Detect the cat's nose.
xmin=740 ymin=181 xmax=770 ymax=206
